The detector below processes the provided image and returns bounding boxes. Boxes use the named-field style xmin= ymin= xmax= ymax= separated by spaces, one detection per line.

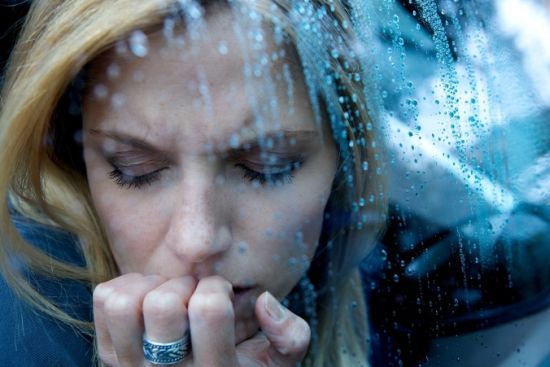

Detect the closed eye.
xmin=235 ymin=160 xmax=303 ymax=186
xmin=108 ymin=165 xmax=167 ymax=189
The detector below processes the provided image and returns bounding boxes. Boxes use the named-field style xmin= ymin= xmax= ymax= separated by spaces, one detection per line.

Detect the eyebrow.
xmin=236 ymin=130 xmax=319 ymax=147
xmin=87 ymin=128 xmax=320 ymax=153
xmin=88 ymin=129 xmax=165 ymax=153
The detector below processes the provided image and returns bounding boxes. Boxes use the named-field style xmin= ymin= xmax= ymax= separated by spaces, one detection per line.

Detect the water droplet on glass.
xmin=111 ymin=93 xmax=125 ymax=108
xmin=93 ymin=84 xmax=108 ymax=100
xmin=73 ymin=130 xmax=83 ymax=144
xmin=187 ymin=3 xmax=203 ymax=19
xmin=215 ymin=174 xmax=225 ymax=186
xmin=218 ymin=41 xmax=228 ymax=55
xmin=107 ymin=63 xmax=120 ymax=79
xmin=229 ymin=133 xmax=240 ymax=148
xmin=129 ymin=30 xmax=149 ymax=58
xmin=114 ymin=40 xmax=128 ymax=55
xmin=238 ymin=241 xmax=248 ymax=254
xmin=380 ymin=248 xmax=388 ymax=261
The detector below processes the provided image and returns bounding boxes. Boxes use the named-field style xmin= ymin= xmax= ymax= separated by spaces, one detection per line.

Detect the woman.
xmin=0 ymin=0 xmax=385 ymax=366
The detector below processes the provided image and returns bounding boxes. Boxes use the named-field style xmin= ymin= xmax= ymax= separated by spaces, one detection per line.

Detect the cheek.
xmin=250 ymin=196 xmax=328 ymax=298
xmin=85 ymin=154 xmax=165 ymax=272
xmin=236 ymin=172 xmax=333 ymax=289
xmin=94 ymin=194 xmax=168 ymax=272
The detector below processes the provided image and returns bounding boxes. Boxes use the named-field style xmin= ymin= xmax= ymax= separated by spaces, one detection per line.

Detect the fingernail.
xmin=264 ymin=292 xmax=286 ymax=322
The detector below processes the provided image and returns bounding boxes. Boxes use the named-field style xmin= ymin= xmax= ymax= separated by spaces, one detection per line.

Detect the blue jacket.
xmin=0 ymin=214 xmax=94 ymax=366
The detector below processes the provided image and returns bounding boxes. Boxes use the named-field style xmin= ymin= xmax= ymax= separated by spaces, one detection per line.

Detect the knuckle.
xmin=143 ymin=273 xmax=166 ymax=285
xmin=143 ymin=290 xmax=183 ymax=317
xmin=172 ymin=275 xmax=197 ymax=294
xmin=188 ymin=292 xmax=234 ymax=323
xmin=213 ymin=276 xmax=232 ymax=291
xmin=103 ymin=291 xmax=139 ymax=316
xmin=199 ymin=276 xmax=233 ymax=294
xmin=93 ymin=273 xmax=143 ymax=306
xmin=97 ymin=348 xmax=117 ymax=366
xmin=93 ymin=283 xmax=114 ymax=307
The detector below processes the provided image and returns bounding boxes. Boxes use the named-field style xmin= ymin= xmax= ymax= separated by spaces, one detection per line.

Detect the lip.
xmin=233 ymin=285 xmax=254 ymax=292
xmin=232 ymin=286 xmax=256 ymax=310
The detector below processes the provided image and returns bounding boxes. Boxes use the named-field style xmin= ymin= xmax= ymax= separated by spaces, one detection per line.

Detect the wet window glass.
xmin=0 ymin=0 xmax=548 ymax=366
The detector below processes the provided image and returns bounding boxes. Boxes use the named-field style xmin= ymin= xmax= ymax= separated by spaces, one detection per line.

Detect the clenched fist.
xmin=93 ymin=274 xmax=311 ymax=366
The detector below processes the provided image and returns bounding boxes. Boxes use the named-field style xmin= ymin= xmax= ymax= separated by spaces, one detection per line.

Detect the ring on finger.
xmin=143 ymin=330 xmax=191 ymax=365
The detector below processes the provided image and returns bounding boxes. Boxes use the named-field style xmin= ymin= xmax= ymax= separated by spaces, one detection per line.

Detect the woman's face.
xmin=82 ymin=9 xmax=337 ymax=341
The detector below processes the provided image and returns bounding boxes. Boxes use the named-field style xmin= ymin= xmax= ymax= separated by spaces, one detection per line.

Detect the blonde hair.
xmin=0 ymin=1 xmax=385 ymax=366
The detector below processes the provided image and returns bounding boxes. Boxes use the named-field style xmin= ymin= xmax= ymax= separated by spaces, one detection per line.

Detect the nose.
xmin=164 ymin=167 xmax=232 ymax=265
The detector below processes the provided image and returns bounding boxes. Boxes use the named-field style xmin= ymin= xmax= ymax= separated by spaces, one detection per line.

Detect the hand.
xmin=93 ymin=274 xmax=311 ymax=366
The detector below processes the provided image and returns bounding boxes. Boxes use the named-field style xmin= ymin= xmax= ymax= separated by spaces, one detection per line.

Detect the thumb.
xmin=255 ymin=292 xmax=310 ymax=365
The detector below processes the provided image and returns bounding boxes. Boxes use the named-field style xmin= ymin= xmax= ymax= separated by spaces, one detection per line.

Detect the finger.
xmin=142 ymin=276 xmax=196 ymax=364
xmin=94 ymin=273 xmax=144 ymax=366
xmin=101 ymin=273 xmax=166 ymax=366
xmin=188 ymin=276 xmax=237 ymax=367
xmin=255 ymin=291 xmax=310 ymax=365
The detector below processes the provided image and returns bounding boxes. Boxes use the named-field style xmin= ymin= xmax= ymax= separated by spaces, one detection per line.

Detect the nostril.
xmin=217 ymin=225 xmax=232 ymax=251
xmin=165 ymin=194 xmax=231 ymax=262
xmin=169 ymin=227 xmax=232 ymax=264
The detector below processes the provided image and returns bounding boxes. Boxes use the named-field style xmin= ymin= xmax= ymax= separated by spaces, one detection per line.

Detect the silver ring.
xmin=143 ymin=331 xmax=191 ymax=365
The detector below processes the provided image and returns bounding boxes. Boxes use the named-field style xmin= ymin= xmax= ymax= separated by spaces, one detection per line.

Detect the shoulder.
xmin=0 ymin=275 xmax=94 ymax=366
xmin=11 ymin=212 xmax=86 ymax=266
xmin=0 ymin=214 xmax=94 ymax=366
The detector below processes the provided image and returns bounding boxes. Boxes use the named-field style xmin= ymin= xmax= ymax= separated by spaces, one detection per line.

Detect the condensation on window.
xmin=358 ymin=1 xmax=550 ymax=366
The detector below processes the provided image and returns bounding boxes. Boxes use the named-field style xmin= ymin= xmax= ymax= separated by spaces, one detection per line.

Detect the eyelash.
xmin=108 ymin=160 xmax=303 ymax=189
xmin=108 ymin=166 xmax=165 ymax=189
xmin=235 ymin=161 xmax=302 ymax=186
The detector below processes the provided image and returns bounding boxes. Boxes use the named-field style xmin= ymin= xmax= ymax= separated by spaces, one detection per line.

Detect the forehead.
xmin=83 ymin=9 xmax=316 ymax=150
